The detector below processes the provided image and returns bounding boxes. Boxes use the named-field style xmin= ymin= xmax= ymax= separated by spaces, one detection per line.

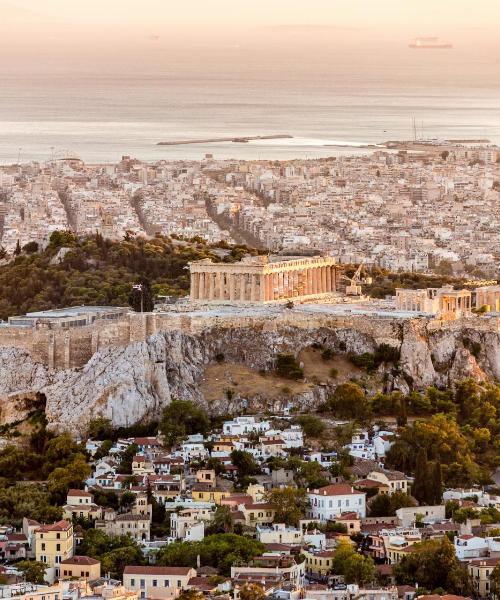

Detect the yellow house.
xmin=191 ymin=483 xmax=230 ymax=504
xmin=468 ymin=557 xmax=500 ymax=598
xmin=303 ymin=549 xmax=336 ymax=577
xmin=241 ymin=503 xmax=276 ymax=527
xmin=195 ymin=469 xmax=216 ymax=488
xmin=60 ymin=556 xmax=101 ymax=580
xmin=35 ymin=520 xmax=74 ymax=581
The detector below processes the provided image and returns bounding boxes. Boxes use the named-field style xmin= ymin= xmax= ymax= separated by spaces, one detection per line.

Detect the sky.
xmin=1 ymin=0 xmax=499 ymax=71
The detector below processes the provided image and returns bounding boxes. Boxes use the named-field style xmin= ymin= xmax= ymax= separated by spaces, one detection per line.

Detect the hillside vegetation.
xmin=0 ymin=231 xmax=259 ymax=320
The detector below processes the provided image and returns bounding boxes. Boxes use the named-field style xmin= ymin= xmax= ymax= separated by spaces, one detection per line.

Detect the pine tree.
xmin=413 ymin=448 xmax=429 ymax=505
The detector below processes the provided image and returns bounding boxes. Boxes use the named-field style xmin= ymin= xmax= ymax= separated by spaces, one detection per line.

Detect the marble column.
xmin=259 ymin=275 xmax=266 ymax=302
xmin=229 ymin=274 xmax=236 ymax=301
xmin=208 ymin=273 xmax=215 ymax=300
xmin=239 ymin=274 xmax=246 ymax=301
xmin=199 ymin=273 xmax=205 ymax=299
xmin=250 ymin=274 xmax=257 ymax=301
xmin=326 ymin=267 xmax=332 ymax=292
xmin=216 ymin=272 xmax=223 ymax=300
xmin=321 ymin=267 xmax=327 ymax=294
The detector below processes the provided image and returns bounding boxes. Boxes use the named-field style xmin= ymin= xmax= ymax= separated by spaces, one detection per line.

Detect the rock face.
xmin=0 ymin=317 xmax=499 ymax=434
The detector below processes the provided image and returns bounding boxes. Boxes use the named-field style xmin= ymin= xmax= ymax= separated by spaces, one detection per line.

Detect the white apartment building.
xmin=307 ymin=484 xmax=366 ymax=522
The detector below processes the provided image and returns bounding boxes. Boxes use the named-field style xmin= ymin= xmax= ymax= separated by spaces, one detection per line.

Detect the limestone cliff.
xmin=1 ymin=316 xmax=499 ymax=434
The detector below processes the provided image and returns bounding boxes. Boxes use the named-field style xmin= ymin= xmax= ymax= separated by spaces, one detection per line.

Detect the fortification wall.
xmin=0 ymin=308 xmax=499 ymax=370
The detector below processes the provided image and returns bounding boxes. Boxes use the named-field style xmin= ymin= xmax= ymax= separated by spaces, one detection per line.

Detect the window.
xmin=177 ymin=581 xmax=181 ymax=587
xmin=41 ymin=543 xmax=46 ymax=551
xmin=164 ymin=580 xmax=170 ymax=587
xmin=140 ymin=579 xmax=145 ymax=588
xmin=56 ymin=544 xmax=61 ymax=551
xmin=153 ymin=580 xmax=157 ymax=587
xmin=57 ymin=533 xmax=61 ymax=539
xmin=131 ymin=579 xmax=135 ymax=586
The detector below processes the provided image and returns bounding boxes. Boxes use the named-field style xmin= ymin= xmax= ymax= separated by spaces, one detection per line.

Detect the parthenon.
xmin=189 ymin=255 xmax=341 ymax=303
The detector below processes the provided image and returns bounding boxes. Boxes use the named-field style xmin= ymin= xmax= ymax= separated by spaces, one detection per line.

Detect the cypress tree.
xmin=397 ymin=396 xmax=408 ymax=427
xmin=413 ymin=448 xmax=429 ymax=505
xmin=14 ymin=239 xmax=21 ymax=256
xmin=128 ymin=278 xmax=154 ymax=312
xmin=430 ymin=461 xmax=442 ymax=505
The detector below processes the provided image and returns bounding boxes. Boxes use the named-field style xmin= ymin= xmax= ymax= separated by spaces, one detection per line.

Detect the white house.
xmin=454 ymin=535 xmax=500 ymax=560
xmin=222 ymin=416 xmax=270 ymax=436
xmin=307 ymin=484 xmax=366 ymax=522
xmin=265 ymin=425 xmax=304 ymax=448
xmin=346 ymin=431 xmax=375 ymax=460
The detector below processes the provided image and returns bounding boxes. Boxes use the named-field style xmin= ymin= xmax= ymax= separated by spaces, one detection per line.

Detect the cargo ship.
xmin=409 ymin=37 xmax=453 ymax=49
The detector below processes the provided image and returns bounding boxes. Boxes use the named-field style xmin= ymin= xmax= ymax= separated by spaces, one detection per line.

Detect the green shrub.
xmin=276 ymin=353 xmax=304 ymax=380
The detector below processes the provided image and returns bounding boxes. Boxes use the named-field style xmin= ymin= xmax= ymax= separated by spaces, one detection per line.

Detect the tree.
xmin=275 ymin=353 xmax=304 ymax=380
xmin=413 ymin=448 xmax=429 ymax=505
xmin=100 ymin=545 xmax=145 ymax=579
xmin=369 ymin=492 xmax=417 ymax=517
xmin=13 ymin=239 xmax=21 ymax=256
xmin=88 ymin=417 xmax=114 ymax=440
xmin=397 ymin=395 xmax=408 ymax=427
xmin=294 ymin=415 xmax=325 ymax=439
xmin=156 ymin=534 xmax=265 ymax=576
xmin=325 ymin=383 xmax=371 ymax=421
xmin=394 ymin=537 xmax=473 ymax=596
xmin=206 ymin=505 xmax=234 ymax=534
xmin=231 ymin=450 xmax=261 ymax=478
xmin=47 ymin=454 xmax=91 ymax=503
xmin=16 ymin=560 xmax=47 ymax=584
xmin=159 ymin=400 xmax=210 ymax=448
xmin=128 ymin=278 xmax=154 ymax=312
xmin=48 ymin=230 xmax=77 ymax=249
xmin=118 ymin=443 xmax=139 ymax=474
xmin=239 ymin=584 xmax=266 ymax=600
xmin=120 ymin=490 xmax=136 ymax=510
xmin=0 ymin=483 xmax=62 ymax=526
xmin=343 ymin=553 xmax=376 ymax=585
xmin=0 ymin=246 xmax=7 ymax=260
xmin=429 ymin=461 xmax=442 ymax=505
xmin=22 ymin=241 xmax=39 ymax=254
xmin=266 ymin=487 xmax=307 ymax=526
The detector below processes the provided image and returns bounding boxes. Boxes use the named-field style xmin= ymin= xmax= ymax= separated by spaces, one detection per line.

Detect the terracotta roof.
xmin=124 ymin=566 xmax=193 ymax=576
xmin=67 ymin=489 xmax=92 ymax=497
xmin=61 ymin=556 xmax=100 ymax=565
xmin=337 ymin=511 xmax=359 ymax=520
xmin=6 ymin=534 xmax=27 ymax=542
xmin=468 ymin=557 xmax=500 ymax=566
xmin=36 ymin=520 xmax=72 ymax=533
xmin=312 ymin=484 xmax=361 ymax=496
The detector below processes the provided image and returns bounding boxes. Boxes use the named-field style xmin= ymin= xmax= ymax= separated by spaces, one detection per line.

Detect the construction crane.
xmin=340 ymin=260 xmax=371 ymax=296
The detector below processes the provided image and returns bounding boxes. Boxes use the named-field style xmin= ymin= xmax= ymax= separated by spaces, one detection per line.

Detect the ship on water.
xmin=409 ymin=37 xmax=453 ymax=49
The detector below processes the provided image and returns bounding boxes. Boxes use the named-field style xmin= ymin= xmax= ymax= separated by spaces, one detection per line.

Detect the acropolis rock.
xmin=0 ymin=306 xmax=499 ymax=435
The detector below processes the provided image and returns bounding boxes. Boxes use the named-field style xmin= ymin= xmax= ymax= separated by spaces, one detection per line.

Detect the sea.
xmin=1 ymin=42 xmax=500 ymax=164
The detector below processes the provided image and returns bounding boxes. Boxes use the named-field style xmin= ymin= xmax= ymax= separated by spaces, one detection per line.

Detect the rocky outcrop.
xmin=0 ymin=316 xmax=499 ymax=434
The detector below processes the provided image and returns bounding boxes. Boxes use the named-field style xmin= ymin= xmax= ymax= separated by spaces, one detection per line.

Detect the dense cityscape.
xmin=1 ymin=141 xmax=499 ymax=277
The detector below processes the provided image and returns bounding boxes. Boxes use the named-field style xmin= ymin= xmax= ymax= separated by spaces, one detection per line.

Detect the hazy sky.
xmin=1 ymin=0 xmax=499 ymax=71
xmin=3 ymin=0 xmax=500 ymax=33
